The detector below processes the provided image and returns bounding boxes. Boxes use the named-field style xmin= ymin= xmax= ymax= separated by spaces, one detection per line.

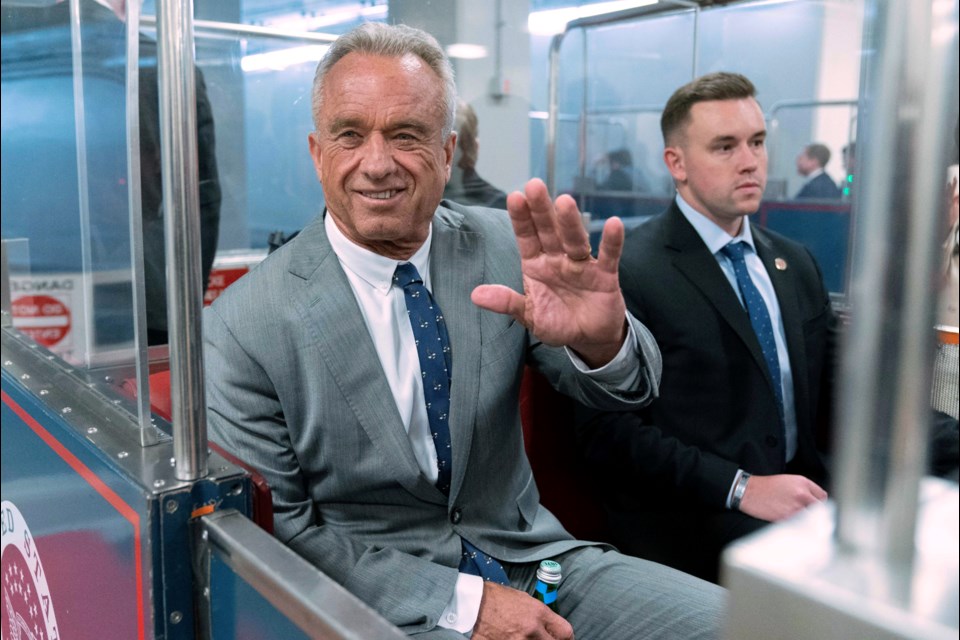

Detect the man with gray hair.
xmin=206 ymin=21 xmax=722 ymax=640
xmin=795 ymin=142 xmax=841 ymax=199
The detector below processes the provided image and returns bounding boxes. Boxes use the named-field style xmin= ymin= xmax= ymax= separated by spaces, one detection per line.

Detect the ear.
xmin=308 ymin=132 xmax=323 ymax=182
xmin=443 ymin=131 xmax=457 ymax=181
xmin=663 ymin=145 xmax=686 ymax=183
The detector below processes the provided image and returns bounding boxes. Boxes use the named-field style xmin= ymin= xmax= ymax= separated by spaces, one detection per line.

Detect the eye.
xmin=336 ymin=130 xmax=362 ymax=146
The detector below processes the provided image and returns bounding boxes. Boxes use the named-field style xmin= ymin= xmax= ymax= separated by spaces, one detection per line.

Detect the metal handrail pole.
xmin=199 ymin=510 xmax=407 ymax=640
xmin=832 ymin=0 xmax=959 ymax=587
xmin=156 ymin=0 xmax=207 ymax=481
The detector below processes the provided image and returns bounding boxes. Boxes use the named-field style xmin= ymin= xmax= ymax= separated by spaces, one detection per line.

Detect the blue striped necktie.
xmin=394 ymin=263 xmax=509 ymax=585
xmin=720 ymin=243 xmax=786 ymax=433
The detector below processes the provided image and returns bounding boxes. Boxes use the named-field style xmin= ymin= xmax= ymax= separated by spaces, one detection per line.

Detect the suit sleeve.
xmin=204 ymin=306 xmax=459 ymax=633
xmin=568 ymin=250 xmax=739 ymax=508
xmin=527 ymin=312 xmax=662 ymax=410
xmin=574 ymin=404 xmax=740 ymax=508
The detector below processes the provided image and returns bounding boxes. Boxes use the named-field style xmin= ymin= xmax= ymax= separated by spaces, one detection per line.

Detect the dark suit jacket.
xmin=575 ymin=202 xmax=836 ymax=580
xmin=796 ymin=172 xmax=842 ymax=199
xmin=443 ymin=167 xmax=508 ymax=210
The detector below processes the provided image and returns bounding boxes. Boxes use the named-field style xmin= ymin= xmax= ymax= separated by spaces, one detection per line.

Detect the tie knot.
xmin=721 ymin=241 xmax=747 ymax=263
xmin=394 ymin=262 xmax=423 ymax=289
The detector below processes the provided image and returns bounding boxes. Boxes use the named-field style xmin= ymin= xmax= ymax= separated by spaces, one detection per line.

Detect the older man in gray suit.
xmin=205 ymin=22 xmax=723 ymax=640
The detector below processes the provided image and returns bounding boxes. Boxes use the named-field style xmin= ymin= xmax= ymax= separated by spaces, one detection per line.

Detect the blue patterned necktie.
xmin=394 ymin=263 xmax=509 ymax=585
xmin=395 ymin=262 xmax=454 ymax=494
xmin=721 ymin=243 xmax=785 ymax=432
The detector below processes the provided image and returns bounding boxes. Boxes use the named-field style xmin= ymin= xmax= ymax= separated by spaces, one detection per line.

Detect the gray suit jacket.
xmin=204 ymin=202 xmax=660 ymax=632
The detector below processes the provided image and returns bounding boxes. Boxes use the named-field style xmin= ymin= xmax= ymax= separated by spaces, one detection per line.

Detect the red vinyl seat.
xmin=520 ymin=367 xmax=612 ymax=543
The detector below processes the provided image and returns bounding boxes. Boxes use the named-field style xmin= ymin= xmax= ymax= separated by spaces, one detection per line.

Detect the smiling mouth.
xmin=362 ymin=189 xmax=399 ymax=200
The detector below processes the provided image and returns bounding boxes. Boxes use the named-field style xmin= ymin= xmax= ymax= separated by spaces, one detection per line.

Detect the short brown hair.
xmin=804 ymin=143 xmax=831 ymax=167
xmin=660 ymin=72 xmax=756 ymax=145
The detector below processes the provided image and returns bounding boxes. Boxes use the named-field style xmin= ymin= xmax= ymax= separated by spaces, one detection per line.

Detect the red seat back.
xmin=520 ymin=367 xmax=611 ymax=542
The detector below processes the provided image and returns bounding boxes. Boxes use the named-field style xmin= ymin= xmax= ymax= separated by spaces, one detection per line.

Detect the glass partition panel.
xmin=2 ymin=2 xmax=87 ymax=363
xmin=551 ymin=26 xmax=586 ymax=199
xmin=1 ymin=1 xmax=155 ymax=438
xmin=140 ymin=21 xmax=334 ymax=253
xmin=548 ymin=8 xmax=696 ymax=217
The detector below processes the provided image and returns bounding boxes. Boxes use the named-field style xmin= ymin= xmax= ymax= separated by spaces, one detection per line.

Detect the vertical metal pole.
xmin=833 ymin=0 xmax=958 ymax=592
xmin=125 ymin=0 xmax=158 ymax=445
xmin=546 ymin=31 xmax=565 ymax=195
xmin=157 ymin=0 xmax=209 ymax=480
xmin=576 ymin=31 xmax=589 ymax=212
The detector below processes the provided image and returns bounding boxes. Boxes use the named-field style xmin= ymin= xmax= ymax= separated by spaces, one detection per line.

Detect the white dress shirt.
xmin=324 ymin=212 xmax=640 ymax=632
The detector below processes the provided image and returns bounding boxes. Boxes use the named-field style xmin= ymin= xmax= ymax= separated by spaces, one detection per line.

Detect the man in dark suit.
xmin=795 ymin=143 xmax=841 ymax=199
xmin=576 ymin=72 xmax=836 ymax=583
xmin=442 ymin=100 xmax=508 ymax=210
xmin=206 ymin=23 xmax=723 ymax=639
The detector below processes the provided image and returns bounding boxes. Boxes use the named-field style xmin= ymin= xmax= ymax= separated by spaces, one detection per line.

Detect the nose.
xmin=360 ymin=134 xmax=397 ymax=180
xmin=738 ymin=142 xmax=761 ymax=172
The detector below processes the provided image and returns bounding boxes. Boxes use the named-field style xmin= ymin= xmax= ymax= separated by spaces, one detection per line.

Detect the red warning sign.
xmin=204 ymin=266 xmax=250 ymax=305
xmin=11 ymin=294 xmax=72 ymax=347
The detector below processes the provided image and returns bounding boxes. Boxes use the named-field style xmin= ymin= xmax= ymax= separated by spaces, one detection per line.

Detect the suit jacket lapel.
xmin=289 ymin=215 xmax=444 ymax=503
xmin=663 ymin=204 xmax=771 ymax=383
xmin=429 ymin=207 xmax=483 ymax=503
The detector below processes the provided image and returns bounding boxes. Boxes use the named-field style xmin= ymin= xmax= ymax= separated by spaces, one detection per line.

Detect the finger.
xmin=523 ymin=178 xmax=564 ymax=255
xmin=544 ymin=612 xmax=575 ymax=640
xmin=471 ymin=284 xmax=527 ymax=325
xmin=506 ymin=190 xmax=544 ymax=260
xmin=810 ymin=482 xmax=828 ymax=501
xmin=554 ymin=194 xmax=592 ymax=261
xmin=595 ymin=216 xmax=625 ymax=274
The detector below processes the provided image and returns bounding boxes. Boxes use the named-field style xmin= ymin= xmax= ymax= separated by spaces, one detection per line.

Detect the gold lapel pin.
xmin=775 ymin=258 xmax=788 ymax=271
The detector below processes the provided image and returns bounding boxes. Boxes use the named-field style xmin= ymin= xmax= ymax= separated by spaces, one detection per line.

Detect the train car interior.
xmin=2 ymin=0 xmax=958 ymax=638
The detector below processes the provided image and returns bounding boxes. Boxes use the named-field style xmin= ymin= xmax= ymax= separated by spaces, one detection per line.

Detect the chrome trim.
xmin=832 ymin=0 xmax=958 ymax=572
xmin=156 ymin=0 xmax=208 ymax=480
xmin=1 ymin=328 xmax=244 ymax=493
xmin=1 ymin=242 xmax=11 ymax=328
xmin=141 ymin=16 xmax=339 ymax=44
xmin=198 ymin=510 xmax=407 ymax=640
xmin=126 ymin=0 xmax=156 ymax=445
xmin=69 ymin=0 xmax=95 ymax=367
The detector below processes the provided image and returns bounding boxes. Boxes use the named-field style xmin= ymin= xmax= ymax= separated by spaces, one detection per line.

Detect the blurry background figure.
xmin=795 ymin=142 xmax=841 ymax=200
xmin=839 ymin=142 xmax=856 ymax=198
xmin=598 ymin=148 xmax=634 ymax=191
xmin=140 ymin=34 xmax=221 ymax=346
xmin=443 ymin=100 xmax=508 ymax=210
xmin=929 ymin=129 xmax=959 ymax=482
xmin=938 ymin=148 xmax=959 ymax=329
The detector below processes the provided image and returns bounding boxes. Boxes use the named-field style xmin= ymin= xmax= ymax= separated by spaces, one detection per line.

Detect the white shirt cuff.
xmin=437 ymin=573 xmax=484 ymax=634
